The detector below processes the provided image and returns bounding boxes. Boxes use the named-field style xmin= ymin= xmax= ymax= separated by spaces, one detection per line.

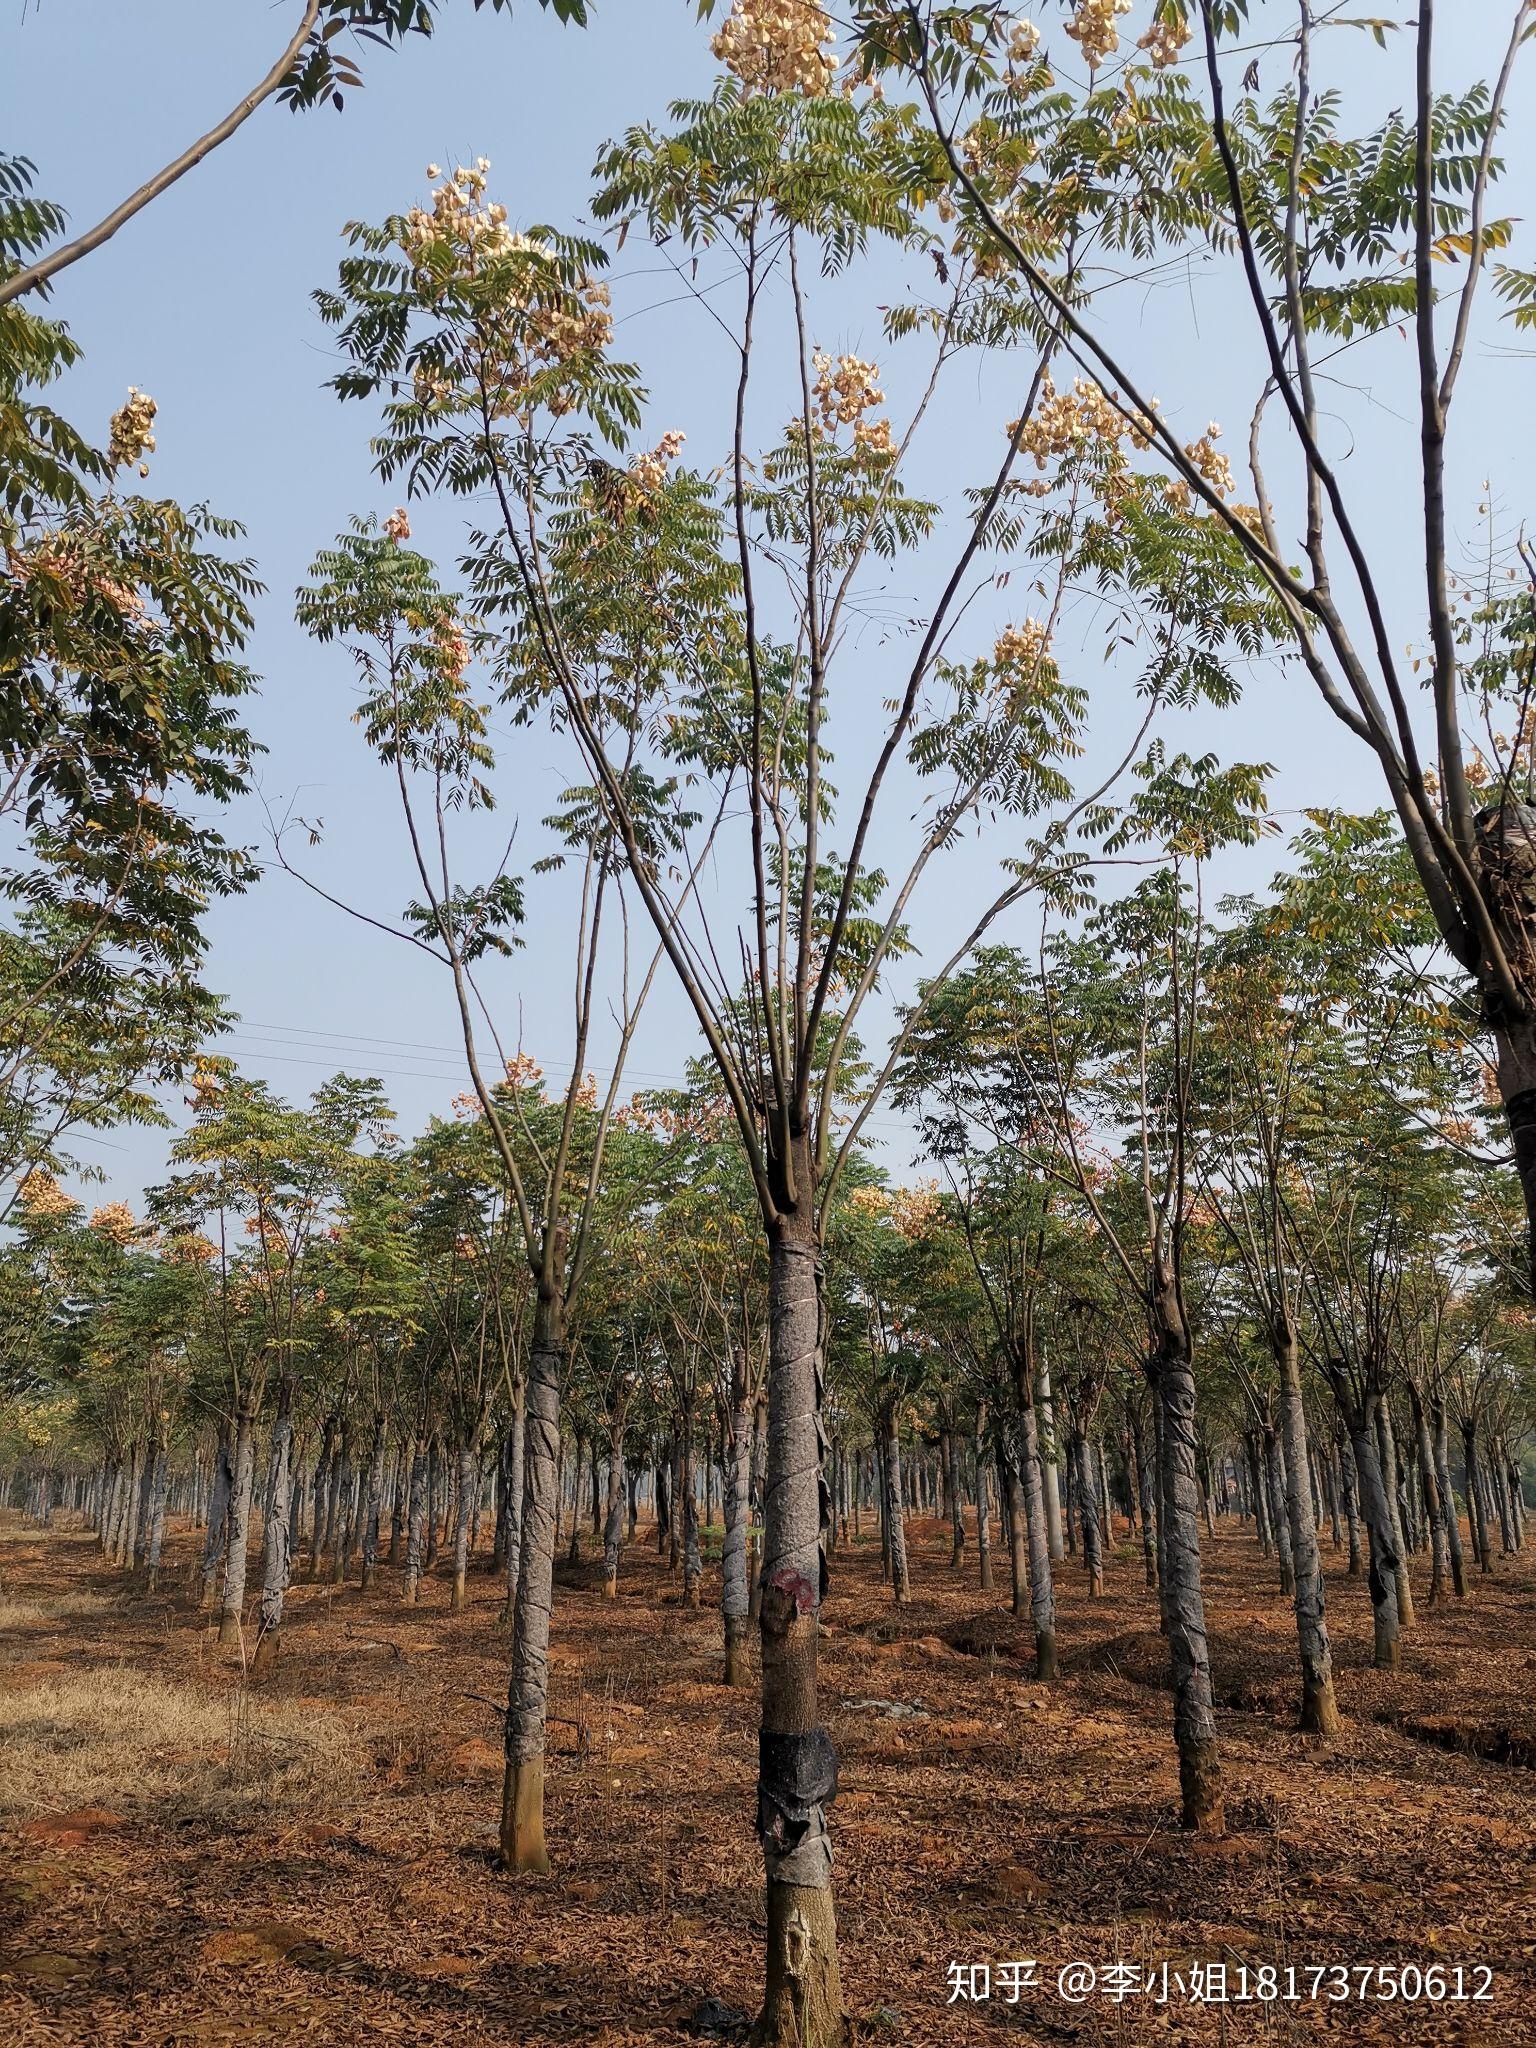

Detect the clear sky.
xmin=6 ymin=1 xmax=1532 ymax=1204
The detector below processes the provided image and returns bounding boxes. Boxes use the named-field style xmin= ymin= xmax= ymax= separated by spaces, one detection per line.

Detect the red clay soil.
xmin=1 ymin=1507 xmax=1533 ymax=2046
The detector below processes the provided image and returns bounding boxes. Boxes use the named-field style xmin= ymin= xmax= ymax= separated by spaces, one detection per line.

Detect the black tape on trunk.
xmin=757 ymin=1728 xmax=843 ymax=1859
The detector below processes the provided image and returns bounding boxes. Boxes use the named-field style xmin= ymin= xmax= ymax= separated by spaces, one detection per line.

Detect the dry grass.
xmin=0 ymin=1592 xmax=109 ymax=1630
xmin=0 ymin=1667 xmax=358 ymax=1821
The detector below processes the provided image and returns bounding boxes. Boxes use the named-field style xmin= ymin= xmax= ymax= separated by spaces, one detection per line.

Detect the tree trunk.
xmin=1150 ymin=1310 xmax=1223 ymax=1833
xmin=1490 ymin=1447 xmax=1517 ymax=1555
xmin=603 ymin=1434 xmax=626 ymax=1602
xmin=360 ymin=1415 xmax=387 ymax=1592
xmin=402 ymin=1437 xmax=429 ymax=1605
xmin=1132 ymin=1412 xmax=1159 ymax=1591
xmin=748 ymin=1393 xmax=767 ymax=1621
xmin=1072 ymin=1431 xmax=1103 ymax=1596
xmin=567 ymin=1431 xmax=584 ymax=1568
xmin=945 ymin=1424 xmax=965 ymax=1566
xmin=1410 ymin=1387 xmax=1449 ymax=1607
xmin=424 ymin=1435 xmax=442 ymax=1571
xmin=218 ymin=1396 xmax=259 ymax=1651
xmin=681 ymin=1420 xmax=702 ymax=1607
xmin=1375 ymin=1401 xmax=1415 ymax=1625
xmin=1037 ymin=1362 xmax=1064 ymax=1562
xmin=500 ymin=1301 xmax=564 ymax=1876
xmin=1322 ymin=1446 xmax=1341 ymax=1548
xmin=452 ymin=1437 xmax=477 ymax=1610
xmin=131 ymin=1437 xmax=154 ymax=1572
xmin=328 ymin=1425 xmax=352 ymax=1584
xmin=144 ymin=1435 xmax=170 ymax=1593
xmin=722 ymin=1380 xmax=753 ymax=1686
xmin=998 ymin=1425 xmax=1027 ymax=1617
xmin=973 ymin=1422 xmax=992 ymax=1592
xmin=1432 ymin=1399 xmax=1467 ymax=1597
xmin=1462 ymin=1420 xmax=1492 ymax=1572
xmin=1343 ymin=1397 xmax=1401 ymax=1669
xmin=881 ymin=1405 xmax=909 ymax=1604
xmin=654 ymin=1448 xmax=671 ymax=1555
xmin=308 ymin=1416 xmax=336 ymax=1580
xmin=501 ymin=1386 xmax=526 ymax=1623
xmin=255 ymin=1389 xmax=295 ymax=1670
xmin=1247 ymin=1432 xmax=1271 ymax=1556
xmin=1275 ymin=1335 xmax=1338 ymax=1736
xmin=752 ymin=1222 xmax=843 ymax=2048
xmin=1099 ymin=1440 xmax=1114 ymax=1545
xmin=1265 ymin=1421 xmax=1296 ymax=1596
xmin=1016 ymin=1404 xmax=1057 ymax=1678
xmin=388 ymin=1439 xmax=407 ymax=1565
xmin=201 ymin=1439 xmax=233 ymax=1609
xmin=1503 ymin=1443 xmax=1526 ymax=1547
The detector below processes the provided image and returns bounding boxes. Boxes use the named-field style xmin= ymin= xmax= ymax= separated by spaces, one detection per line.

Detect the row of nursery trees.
xmin=6 ymin=817 xmax=1534 ymax=1756
xmin=7 ymin=2 xmax=1536 ymax=2040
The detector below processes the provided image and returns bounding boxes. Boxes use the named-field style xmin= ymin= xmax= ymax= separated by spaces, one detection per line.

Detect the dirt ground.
xmin=1 ymin=1504 xmax=1533 ymax=2047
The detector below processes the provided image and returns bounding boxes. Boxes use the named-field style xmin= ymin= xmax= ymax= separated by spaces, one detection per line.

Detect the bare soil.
xmin=1 ymin=1508 xmax=1532 ymax=2046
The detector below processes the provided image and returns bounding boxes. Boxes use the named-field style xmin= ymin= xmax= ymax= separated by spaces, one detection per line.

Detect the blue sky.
xmin=6 ymin=1 xmax=1532 ymax=1202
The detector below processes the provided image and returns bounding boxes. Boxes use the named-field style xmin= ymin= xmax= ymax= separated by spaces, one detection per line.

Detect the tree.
xmin=2 ymin=161 xmax=262 ymax=1218
xmin=869 ymin=0 xmax=1536 ymax=1289
xmin=150 ymin=1069 xmax=392 ymax=1652
xmin=0 ymin=0 xmax=591 ymax=310
xmin=308 ymin=13 xmax=1286 ymax=2010
xmin=294 ymin=507 xmax=694 ymax=1871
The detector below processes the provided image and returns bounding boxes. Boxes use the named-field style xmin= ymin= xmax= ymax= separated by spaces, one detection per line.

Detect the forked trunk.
xmin=753 ymin=1222 xmax=842 ymax=2048
xmin=500 ymin=1305 xmax=563 ymax=1876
